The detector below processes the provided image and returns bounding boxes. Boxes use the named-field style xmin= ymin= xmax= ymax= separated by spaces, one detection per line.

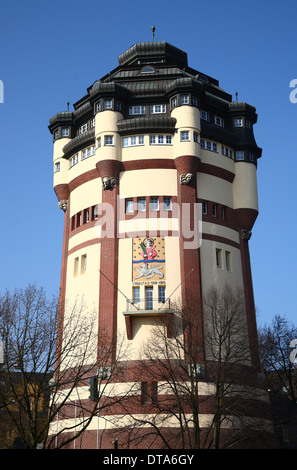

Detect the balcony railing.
xmin=124 ymin=297 xmax=171 ymax=313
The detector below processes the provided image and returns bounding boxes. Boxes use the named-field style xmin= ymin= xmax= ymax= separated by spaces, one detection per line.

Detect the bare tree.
xmin=258 ymin=314 xmax=297 ymax=402
xmin=0 ymin=284 xmax=129 ymax=449
xmin=120 ymin=284 xmax=266 ymax=449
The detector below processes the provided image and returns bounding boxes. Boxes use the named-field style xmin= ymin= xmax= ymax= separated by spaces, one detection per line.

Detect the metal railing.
xmin=125 ymin=297 xmax=171 ymax=312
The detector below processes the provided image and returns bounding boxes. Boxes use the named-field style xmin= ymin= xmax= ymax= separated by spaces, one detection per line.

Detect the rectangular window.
xmin=129 ymin=105 xmax=145 ymax=115
xmin=76 ymin=212 xmax=81 ymax=227
xmin=158 ymin=286 xmax=166 ymax=303
xmin=90 ymin=118 xmax=95 ymax=128
xmin=235 ymin=151 xmax=245 ymax=161
xmin=201 ymin=140 xmax=216 ymax=152
xmin=97 ymin=137 xmax=101 ymax=147
xmin=104 ymin=99 xmax=112 ymax=109
xmin=55 ymin=162 xmax=60 ymax=173
xmin=115 ymin=101 xmax=121 ymax=111
xmin=84 ymin=209 xmax=89 ymax=224
xmin=163 ymin=197 xmax=171 ymax=211
xmin=180 ymin=131 xmax=190 ymax=141
xmin=81 ymin=254 xmax=87 ymax=274
xmin=152 ymin=382 xmax=158 ymax=404
xmin=80 ymin=123 xmax=88 ymax=134
xmin=202 ymin=202 xmax=207 ymax=215
xmin=92 ymin=205 xmax=98 ymax=220
xmin=191 ymin=96 xmax=198 ymax=106
xmin=212 ymin=204 xmax=217 ymax=217
xmin=216 ymin=249 xmax=222 ymax=268
xmin=138 ymin=198 xmax=146 ymax=212
xmin=150 ymin=197 xmax=159 ymax=211
xmin=150 ymin=104 xmax=166 ymax=114
xmin=221 ymin=146 xmax=232 ymax=158
xmin=193 ymin=132 xmax=199 ymax=143
xmin=104 ymin=135 xmax=114 ymax=146
xmin=145 ymin=287 xmax=153 ymax=310
xmin=248 ymin=152 xmax=254 ymax=162
xmin=133 ymin=286 xmax=140 ymax=304
xmin=201 ymin=110 xmax=210 ymax=121
xmin=123 ymin=136 xmax=144 ymax=147
xmin=149 ymin=135 xmax=172 ymax=145
xmin=246 ymin=120 xmax=251 ymax=128
xmin=81 ymin=145 xmax=95 ymax=160
xmin=171 ymin=96 xmax=177 ymax=108
xmin=69 ymin=154 xmax=78 ymax=168
xmin=126 ymin=199 xmax=134 ymax=213
xmin=225 ymin=251 xmax=231 ymax=270
xmin=141 ymin=382 xmax=148 ymax=404
xmin=214 ymin=116 xmax=224 ymax=127
xmin=234 ymin=118 xmax=243 ymax=127
xmin=62 ymin=128 xmax=69 ymax=137
xmin=74 ymin=257 xmax=79 ymax=277
xmin=181 ymin=94 xmax=189 ymax=104
xmin=221 ymin=206 xmax=225 ymax=220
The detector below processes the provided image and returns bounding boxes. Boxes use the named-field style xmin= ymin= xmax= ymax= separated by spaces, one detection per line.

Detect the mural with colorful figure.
xmin=132 ymin=237 xmax=166 ymax=282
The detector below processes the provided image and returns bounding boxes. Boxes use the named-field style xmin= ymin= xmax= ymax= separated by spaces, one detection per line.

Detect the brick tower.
xmin=49 ymin=41 xmax=274 ymax=449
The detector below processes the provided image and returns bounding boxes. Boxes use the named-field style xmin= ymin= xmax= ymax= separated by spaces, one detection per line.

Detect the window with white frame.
xmin=171 ymin=96 xmax=177 ymax=108
xmin=79 ymin=123 xmax=88 ymax=134
xmin=54 ymin=162 xmax=60 ymax=173
xmin=123 ymin=136 xmax=144 ymax=147
xmin=201 ymin=110 xmax=210 ymax=121
xmin=126 ymin=199 xmax=133 ymax=213
xmin=104 ymin=135 xmax=114 ymax=146
xmin=62 ymin=128 xmax=69 ymax=137
xmin=104 ymin=99 xmax=112 ymax=109
xmin=97 ymin=137 xmax=101 ymax=147
xmin=129 ymin=105 xmax=145 ymax=115
xmin=180 ymin=94 xmax=189 ymax=104
xmin=150 ymin=197 xmax=159 ymax=211
xmin=150 ymin=104 xmax=166 ymax=114
xmin=90 ymin=118 xmax=95 ymax=128
xmin=95 ymin=101 xmax=101 ymax=112
xmin=180 ymin=131 xmax=190 ymax=141
xmin=221 ymin=146 xmax=233 ymax=158
xmin=81 ymin=145 xmax=96 ymax=160
xmin=193 ymin=132 xmax=199 ymax=143
xmin=234 ymin=118 xmax=243 ymax=127
xmin=69 ymin=154 xmax=78 ymax=168
xmin=200 ymin=139 xmax=217 ymax=152
xmin=92 ymin=205 xmax=98 ymax=220
xmin=235 ymin=151 xmax=245 ymax=161
xmin=138 ymin=198 xmax=146 ymax=212
xmin=214 ymin=116 xmax=224 ymax=127
xmin=149 ymin=135 xmax=172 ymax=145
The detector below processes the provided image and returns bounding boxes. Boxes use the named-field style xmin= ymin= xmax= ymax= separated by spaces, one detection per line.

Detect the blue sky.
xmin=0 ymin=0 xmax=296 ymax=327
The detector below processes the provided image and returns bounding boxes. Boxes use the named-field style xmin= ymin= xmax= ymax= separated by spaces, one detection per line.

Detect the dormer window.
xmin=141 ymin=65 xmax=155 ymax=74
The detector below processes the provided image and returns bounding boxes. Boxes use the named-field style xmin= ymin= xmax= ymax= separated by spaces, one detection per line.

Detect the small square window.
xmin=62 ymin=128 xmax=69 ymax=137
xmin=104 ymin=135 xmax=114 ymax=146
xmin=235 ymin=151 xmax=245 ymax=161
xmin=104 ymin=99 xmax=112 ymax=109
xmin=181 ymin=95 xmax=189 ymax=104
xmin=181 ymin=131 xmax=190 ymax=141
xmin=234 ymin=118 xmax=243 ymax=127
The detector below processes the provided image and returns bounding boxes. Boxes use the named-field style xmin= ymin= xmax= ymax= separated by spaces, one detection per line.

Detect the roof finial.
xmin=151 ymin=25 xmax=155 ymax=41
xmin=235 ymin=92 xmax=238 ymax=101
xmin=67 ymin=101 xmax=70 ymax=111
